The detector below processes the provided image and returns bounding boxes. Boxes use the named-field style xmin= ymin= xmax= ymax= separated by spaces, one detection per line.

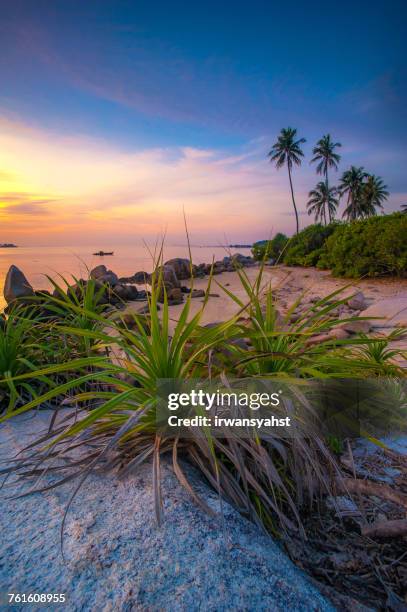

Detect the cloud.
xmin=0 ymin=115 xmax=404 ymax=245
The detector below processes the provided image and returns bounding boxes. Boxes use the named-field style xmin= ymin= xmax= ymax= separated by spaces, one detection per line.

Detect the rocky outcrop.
xmin=361 ymin=297 xmax=407 ymax=329
xmin=166 ymin=287 xmax=184 ymax=305
xmin=149 ymin=265 xmax=181 ymax=289
xmin=133 ymin=271 xmax=149 ymax=284
xmin=0 ymin=412 xmax=333 ymax=612
xmin=164 ymin=258 xmax=194 ymax=280
xmin=90 ymin=265 xmax=118 ymax=286
xmin=347 ymin=292 xmax=367 ymax=311
xmin=3 ymin=265 xmax=34 ymax=303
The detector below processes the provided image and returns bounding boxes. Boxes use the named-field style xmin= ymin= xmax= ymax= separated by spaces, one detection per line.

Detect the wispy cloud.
xmin=0 ymin=114 xmax=404 ymax=245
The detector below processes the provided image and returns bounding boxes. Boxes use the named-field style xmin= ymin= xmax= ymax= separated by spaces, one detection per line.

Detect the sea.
xmin=0 ymin=244 xmax=252 ymax=311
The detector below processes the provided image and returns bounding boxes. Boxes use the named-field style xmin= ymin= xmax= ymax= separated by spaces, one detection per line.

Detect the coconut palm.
xmin=362 ymin=174 xmax=389 ymax=217
xmin=310 ymin=134 xmax=341 ymax=189
xmin=339 ymin=166 xmax=368 ymax=221
xmin=268 ymin=127 xmax=306 ymax=234
xmin=306 ymin=182 xmax=339 ymax=225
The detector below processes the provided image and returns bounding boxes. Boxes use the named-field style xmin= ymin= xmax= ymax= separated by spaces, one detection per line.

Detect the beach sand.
xmin=124 ymin=264 xmax=407 ymax=331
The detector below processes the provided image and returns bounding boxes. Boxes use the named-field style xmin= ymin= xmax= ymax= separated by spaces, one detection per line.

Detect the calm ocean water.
xmin=0 ymin=244 xmax=252 ymax=310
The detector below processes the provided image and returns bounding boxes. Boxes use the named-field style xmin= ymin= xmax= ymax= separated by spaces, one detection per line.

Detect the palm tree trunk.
xmin=325 ymin=167 xmax=329 ymax=224
xmin=287 ymin=164 xmax=299 ymax=234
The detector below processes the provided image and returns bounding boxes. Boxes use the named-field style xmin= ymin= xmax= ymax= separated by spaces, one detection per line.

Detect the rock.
xmin=3 ymin=265 xmax=34 ymax=303
xmin=340 ymin=320 xmax=371 ymax=335
xmin=102 ymin=271 xmax=119 ymax=285
xmin=306 ymin=333 xmax=331 ymax=346
xmin=125 ymin=285 xmax=140 ymax=300
xmin=232 ymin=253 xmax=255 ymax=267
xmin=113 ymin=284 xmax=139 ymax=301
xmin=149 ymin=265 xmax=181 ymax=290
xmin=167 ymin=287 xmax=184 ymax=305
xmin=361 ymin=297 xmax=407 ymax=328
xmin=194 ymin=263 xmax=208 ymax=277
xmin=0 ymin=414 xmax=333 ymax=611
xmin=136 ymin=290 xmax=148 ymax=300
xmin=90 ymin=265 xmax=118 ymax=286
xmin=90 ymin=264 xmax=107 ymax=279
xmin=133 ymin=271 xmax=149 ymax=284
xmin=329 ymin=328 xmax=350 ymax=340
xmin=112 ymin=283 xmax=125 ymax=298
xmin=137 ymin=303 xmax=160 ymax=314
xmin=164 ymin=258 xmax=194 ymax=280
xmin=191 ymin=289 xmax=205 ymax=298
xmin=347 ymin=291 xmax=367 ymax=311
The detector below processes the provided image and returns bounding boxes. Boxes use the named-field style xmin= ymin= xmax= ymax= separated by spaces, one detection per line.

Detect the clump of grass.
xmin=0 ymin=260 xmax=404 ymax=545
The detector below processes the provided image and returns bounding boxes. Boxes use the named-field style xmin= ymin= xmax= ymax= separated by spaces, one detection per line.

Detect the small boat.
xmin=93 ymin=251 xmax=114 ymax=256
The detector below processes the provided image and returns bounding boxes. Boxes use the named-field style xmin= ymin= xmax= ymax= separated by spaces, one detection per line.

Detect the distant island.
xmin=0 ymin=243 xmax=17 ymax=248
xmin=228 ymin=244 xmax=252 ymax=248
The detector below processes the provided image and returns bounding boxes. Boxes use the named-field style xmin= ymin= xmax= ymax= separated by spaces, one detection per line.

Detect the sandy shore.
xmin=125 ymin=263 xmax=407 ymax=330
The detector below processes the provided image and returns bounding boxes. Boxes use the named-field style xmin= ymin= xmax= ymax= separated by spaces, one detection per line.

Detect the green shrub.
xmin=317 ymin=213 xmax=407 ymax=277
xmin=251 ymin=233 xmax=288 ymax=261
xmin=283 ymin=223 xmax=338 ymax=266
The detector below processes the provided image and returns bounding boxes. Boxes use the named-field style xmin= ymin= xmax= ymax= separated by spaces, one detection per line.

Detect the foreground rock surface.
xmin=0 ymin=413 xmax=332 ymax=611
xmin=3 ymin=265 xmax=34 ymax=303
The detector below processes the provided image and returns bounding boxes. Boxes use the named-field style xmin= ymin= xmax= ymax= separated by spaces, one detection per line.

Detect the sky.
xmin=0 ymin=0 xmax=406 ymax=246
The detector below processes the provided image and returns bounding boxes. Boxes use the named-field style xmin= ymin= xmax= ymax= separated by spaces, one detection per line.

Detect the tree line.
xmin=268 ymin=128 xmax=390 ymax=233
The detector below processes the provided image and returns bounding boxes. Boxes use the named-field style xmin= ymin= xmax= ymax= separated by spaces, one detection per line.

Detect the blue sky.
xmin=0 ymin=0 xmax=406 ymax=244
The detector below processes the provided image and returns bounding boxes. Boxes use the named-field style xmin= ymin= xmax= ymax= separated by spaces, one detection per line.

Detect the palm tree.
xmin=311 ymin=135 xmax=341 ymax=179
xmin=268 ymin=127 xmax=306 ymax=234
xmin=339 ymin=166 xmax=367 ymax=221
xmin=362 ymin=174 xmax=389 ymax=217
xmin=307 ymin=182 xmax=339 ymax=225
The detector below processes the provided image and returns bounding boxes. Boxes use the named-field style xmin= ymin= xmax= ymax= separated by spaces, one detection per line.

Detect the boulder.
xmin=149 ymin=265 xmax=180 ymax=290
xmin=305 ymin=333 xmax=332 ymax=346
xmin=329 ymin=328 xmax=350 ymax=340
xmin=167 ymin=287 xmax=184 ymax=305
xmin=3 ymin=265 xmax=34 ymax=303
xmin=340 ymin=320 xmax=371 ymax=335
xmin=136 ymin=290 xmax=148 ymax=300
xmin=112 ymin=284 xmax=129 ymax=300
xmin=194 ymin=263 xmax=208 ymax=277
xmin=361 ymin=297 xmax=407 ymax=329
xmin=347 ymin=292 xmax=367 ymax=311
xmin=133 ymin=271 xmax=149 ymax=284
xmin=232 ymin=253 xmax=255 ymax=267
xmin=191 ymin=289 xmax=206 ymax=298
xmin=164 ymin=258 xmax=194 ymax=280
xmin=0 ymin=414 xmax=333 ymax=611
xmin=137 ymin=303 xmax=160 ymax=314
xmin=125 ymin=285 xmax=140 ymax=301
xmin=90 ymin=265 xmax=118 ymax=286
xmin=90 ymin=264 xmax=107 ymax=279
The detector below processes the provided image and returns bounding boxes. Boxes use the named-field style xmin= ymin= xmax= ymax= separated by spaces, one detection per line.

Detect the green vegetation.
xmin=257 ymin=213 xmax=406 ymax=277
xmin=306 ymin=183 xmax=339 ymax=225
xmin=0 ymin=262 xmax=405 ymax=542
xmin=339 ymin=167 xmax=389 ymax=221
xmin=251 ymin=233 xmax=288 ymax=262
xmin=310 ymin=134 xmax=341 ymax=223
xmin=268 ymin=128 xmax=389 ymax=228
xmin=283 ymin=222 xmax=338 ymax=267
xmin=317 ymin=213 xmax=407 ymax=277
